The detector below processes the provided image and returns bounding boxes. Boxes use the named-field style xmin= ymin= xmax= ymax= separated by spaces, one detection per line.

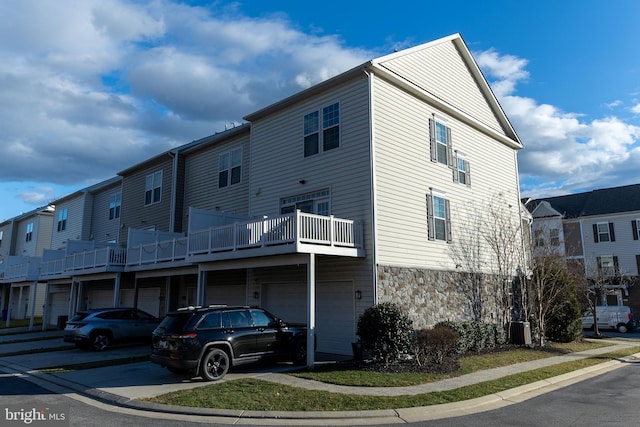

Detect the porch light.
xmin=355 ymin=290 xmax=362 ymax=300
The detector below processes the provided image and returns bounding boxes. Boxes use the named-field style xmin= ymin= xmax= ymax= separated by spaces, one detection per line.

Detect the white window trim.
xmin=218 ymin=147 xmax=243 ymax=188
xmin=303 ymin=102 xmax=341 ymax=157
xmin=145 ymin=171 xmax=162 ymax=206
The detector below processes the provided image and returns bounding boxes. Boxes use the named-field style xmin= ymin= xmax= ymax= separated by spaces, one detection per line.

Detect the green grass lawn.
xmin=145 ymin=341 xmax=634 ymax=412
xmin=0 ymin=317 xmax=42 ymax=329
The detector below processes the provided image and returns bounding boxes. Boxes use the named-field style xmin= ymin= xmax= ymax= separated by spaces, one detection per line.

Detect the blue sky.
xmin=1 ymin=0 xmax=639 ymax=221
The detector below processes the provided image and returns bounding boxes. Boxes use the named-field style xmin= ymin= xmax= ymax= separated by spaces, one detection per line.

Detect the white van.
xmin=581 ymin=306 xmax=634 ymax=333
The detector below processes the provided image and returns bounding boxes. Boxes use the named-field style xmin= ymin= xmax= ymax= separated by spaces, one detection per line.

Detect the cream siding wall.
xmin=51 ymin=195 xmax=87 ymax=249
xmin=15 ymin=213 xmax=54 ymax=257
xmin=0 ymin=223 xmax=13 ymax=260
xmin=377 ymin=40 xmax=504 ymax=134
xmin=119 ymin=158 xmax=173 ymax=244
xmin=247 ymin=75 xmax=376 ymax=311
xmin=373 ymin=76 xmax=521 ymax=271
xmin=183 ymin=131 xmax=251 ymax=225
xmin=91 ymin=182 xmax=122 ymax=243
xmin=35 ymin=214 xmax=54 ymax=256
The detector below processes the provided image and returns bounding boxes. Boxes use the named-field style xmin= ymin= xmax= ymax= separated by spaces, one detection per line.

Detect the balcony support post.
xmin=306 ymin=253 xmax=316 ymax=369
xmin=113 ymin=273 xmax=121 ymax=307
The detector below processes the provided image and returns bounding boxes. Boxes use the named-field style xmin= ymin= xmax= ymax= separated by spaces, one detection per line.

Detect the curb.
xmin=2 ymin=351 xmax=639 ymax=425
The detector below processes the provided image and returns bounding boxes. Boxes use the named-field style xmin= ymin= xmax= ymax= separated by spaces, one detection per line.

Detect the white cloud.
xmin=631 ymin=103 xmax=640 ymax=114
xmin=17 ymin=187 xmax=56 ymax=205
xmin=477 ymin=49 xmax=640 ymax=196
xmin=0 ymin=0 xmax=373 ymax=187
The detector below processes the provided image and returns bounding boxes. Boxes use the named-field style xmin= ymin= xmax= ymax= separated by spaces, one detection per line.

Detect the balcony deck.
xmin=35 ymin=211 xmax=364 ymax=279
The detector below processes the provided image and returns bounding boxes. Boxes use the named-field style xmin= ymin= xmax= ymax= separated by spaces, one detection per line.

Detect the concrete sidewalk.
xmin=0 ymin=329 xmax=639 ymax=425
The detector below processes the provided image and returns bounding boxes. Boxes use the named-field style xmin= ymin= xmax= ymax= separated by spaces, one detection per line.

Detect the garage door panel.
xmin=137 ymin=288 xmax=160 ymax=317
xmin=206 ymin=285 xmax=246 ymax=306
xmin=262 ymin=281 xmax=354 ymax=355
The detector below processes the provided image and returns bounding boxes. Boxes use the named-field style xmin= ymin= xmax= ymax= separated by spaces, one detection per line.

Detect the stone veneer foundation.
xmin=377 ymin=265 xmax=500 ymax=329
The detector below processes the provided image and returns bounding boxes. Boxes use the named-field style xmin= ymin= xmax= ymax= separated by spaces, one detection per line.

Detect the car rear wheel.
xmin=91 ymin=332 xmax=111 ymax=351
xmin=617 ymin=324 xmax=628 ymax=333
xmin=199 ymin=348 xmax=229 ymax=381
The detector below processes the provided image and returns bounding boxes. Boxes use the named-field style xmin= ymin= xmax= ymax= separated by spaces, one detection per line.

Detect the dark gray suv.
xmin=150 ymin=305 xmax=309 ymax=381
xmin=63 ymin=307 xmax=161 ymax=351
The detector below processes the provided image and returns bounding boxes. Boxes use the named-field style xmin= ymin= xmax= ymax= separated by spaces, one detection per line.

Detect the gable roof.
xmin=244 ymin=33 xmax=521 ymax=150
xmin=527 ymin=184 xmax=640 ymax=218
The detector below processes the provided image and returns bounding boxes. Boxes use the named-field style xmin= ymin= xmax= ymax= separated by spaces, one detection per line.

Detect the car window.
xmin=96 ymin=310 xmax=123 ymax=319
xmin=228 ymin=310 xmax=251 ymax=327
xmin=135 ymin=310 xmax=155 ymax=320
xmin=250 ymin=310 xmax=274 ymax=327
xmin=70 ymin=312 xmax=89 ymax=321
xmin=197 ymin=312 xmax=222 ymax=329
xmin=156 ymin=313 xmax=192 ymax=333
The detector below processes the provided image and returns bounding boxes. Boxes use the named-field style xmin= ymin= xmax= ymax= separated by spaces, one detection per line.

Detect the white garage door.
xmin=49 ymin=292 xmax=70 ymax=328
xmin=87 ymin=289 xmax=113 ymax=309
xmin=207 ymin=285 xmax=246 ymax=306
xmin=262 ymin=281 xmax=354 ymax=355
xmin=137 ymin=287 xmax=161 ymax=317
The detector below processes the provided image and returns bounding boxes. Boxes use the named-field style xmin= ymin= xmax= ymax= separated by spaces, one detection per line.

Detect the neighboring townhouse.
xmin=0 ymin=205 xmax=54 ymax=324
xmin=41 ymin=177 xmax=123 ymax=329
xmin=525 ymin=184 xmax=640 ymax=310
xmin=7 ymin=34 xmax=525 ymax=359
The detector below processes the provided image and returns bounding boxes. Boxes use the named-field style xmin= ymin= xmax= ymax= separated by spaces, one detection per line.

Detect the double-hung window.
xmin=426 ymin=191 xmax=452 ymax=242
xmin=550 ymin=228 xmax=560 ymax=246
xmin=57 ymin=208 xmax=68 ymax=232
xmin=453 ymin=151 xmax=471 ymax=185
xmin=632 ymin=219 xmax=640 ymax=240
xmin=597 ymin=255 xmax=618 ymax=276
xmin=219 ymin=147 xmax=242 ymax=188
xmin=25 ymin=223 xmax=33 ymax=242
xmin=429 ymin=117 xmax=453 ymax=167
xmin=109 ymin=192 xmax=121 ymax=220
xmin=145 ymin=171 xmax=162 ymax=205
xmin=303 ymin=102 xmax=340 ymax=157
xmin=593 ymin=222 xmax=615 ymax=243
xmin=0 ymin=230 xmax=3 ymax=248
xmin=534 ymin=229 xmax=544 ymax=247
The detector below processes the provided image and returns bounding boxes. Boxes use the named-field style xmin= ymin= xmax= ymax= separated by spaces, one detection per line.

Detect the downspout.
xmin=168 ymin=150 xmax=179 ymax=232
xmin=363 ymin=65 xmax=378 ymax=304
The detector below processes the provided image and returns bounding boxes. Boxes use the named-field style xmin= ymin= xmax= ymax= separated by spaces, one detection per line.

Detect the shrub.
xmin=546 ymin=297 xmax=582 ymax=342
xmin=413 ymin=326 xmax=459 ymax=365
xmin=435 ymin=320 xmax=505 ymax=354
xmin=356 ymin=302 xmax=413 ymax=365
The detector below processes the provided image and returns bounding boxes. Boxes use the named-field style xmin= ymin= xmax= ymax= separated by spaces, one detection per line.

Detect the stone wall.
xmin=377 ymin=265 xmax=501 ymax=329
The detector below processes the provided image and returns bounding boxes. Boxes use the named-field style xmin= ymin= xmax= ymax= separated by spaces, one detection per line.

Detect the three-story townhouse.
xmin=0 ymin=205 xmax=54 ymax=325
xmin=526 ymin=184 xmax=640 ymax=311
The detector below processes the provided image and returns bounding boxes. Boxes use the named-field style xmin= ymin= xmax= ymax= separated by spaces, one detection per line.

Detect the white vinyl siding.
xmin=51 ymin=196 xmax=86 ymax=249
xmin=91 ymin=182 xmax=122 ymax=243
xmin=377 ymin=39 xmax=505 ymax=135
xmin=582 ymin=213 xmax=640 ymax=278
xmin=373 ymin=76 xmax=520 ymax=270
xmin=183 ymin=130 xmax=251 ymax=222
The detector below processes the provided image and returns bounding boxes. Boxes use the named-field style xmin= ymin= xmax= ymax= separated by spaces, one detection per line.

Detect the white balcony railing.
xmin=126 ymin=237 xmax=188 ymax=266
xmin=189 ymin=211 xmax=362 ymax=255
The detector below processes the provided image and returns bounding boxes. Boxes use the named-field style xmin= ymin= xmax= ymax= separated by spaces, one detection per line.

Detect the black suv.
xmin=150 ymin=305 xmax=309 ymax=381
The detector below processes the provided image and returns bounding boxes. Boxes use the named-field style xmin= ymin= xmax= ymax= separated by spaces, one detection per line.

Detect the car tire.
xmin=292 ymin=340 xmax=307 ymax=365
xmin=91 ymin=332 xmax=111 ymax=351
xmin=617 ymin=324 xmax=628 ymax=333
xmin=199 ymin=348 xmax=229 ymax=381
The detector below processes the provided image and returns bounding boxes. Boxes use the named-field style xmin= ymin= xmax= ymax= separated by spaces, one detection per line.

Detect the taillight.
xmin=169 ymin=333 xmax=197 ymax=339
xmin=628 ymin=313 xmax=632 ymax=321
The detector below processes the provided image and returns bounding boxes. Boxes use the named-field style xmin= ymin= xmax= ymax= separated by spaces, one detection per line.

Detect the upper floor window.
xmin=427 ymin=191 xmax=452 ymax=243
xmin=632 ymin=219 xmax=639 ymax=240
xmin=25 ymin=223 xmax=33 ymax=242
xmin=109 ymin=192 xmax=121 ymax=220
xmin=145 ymin=171 xmax=162 ymax=206
xmin=593 ymin=222 xmax=615 ymax=243
xmin=0 ymin=230 xmax=3 ymax=248
xmin=534 ymin=229 xmax=544 ymax=247
xmin=429 ymin=118 xmax=453 ymax=167
xmin=303 ymin=102 xmax=340 ymax=157
xmin=219 ymin=148 xmax=242 ymax=188
xmin=453 ymin=152 xmax=471 ymax=185
xmin=550 ymin=228 xmax=560 ymax=246
xmin=57 ymin=208 xmax=68 ymax=232
xmin=597 ymin=255 xmax=618 ymax=276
